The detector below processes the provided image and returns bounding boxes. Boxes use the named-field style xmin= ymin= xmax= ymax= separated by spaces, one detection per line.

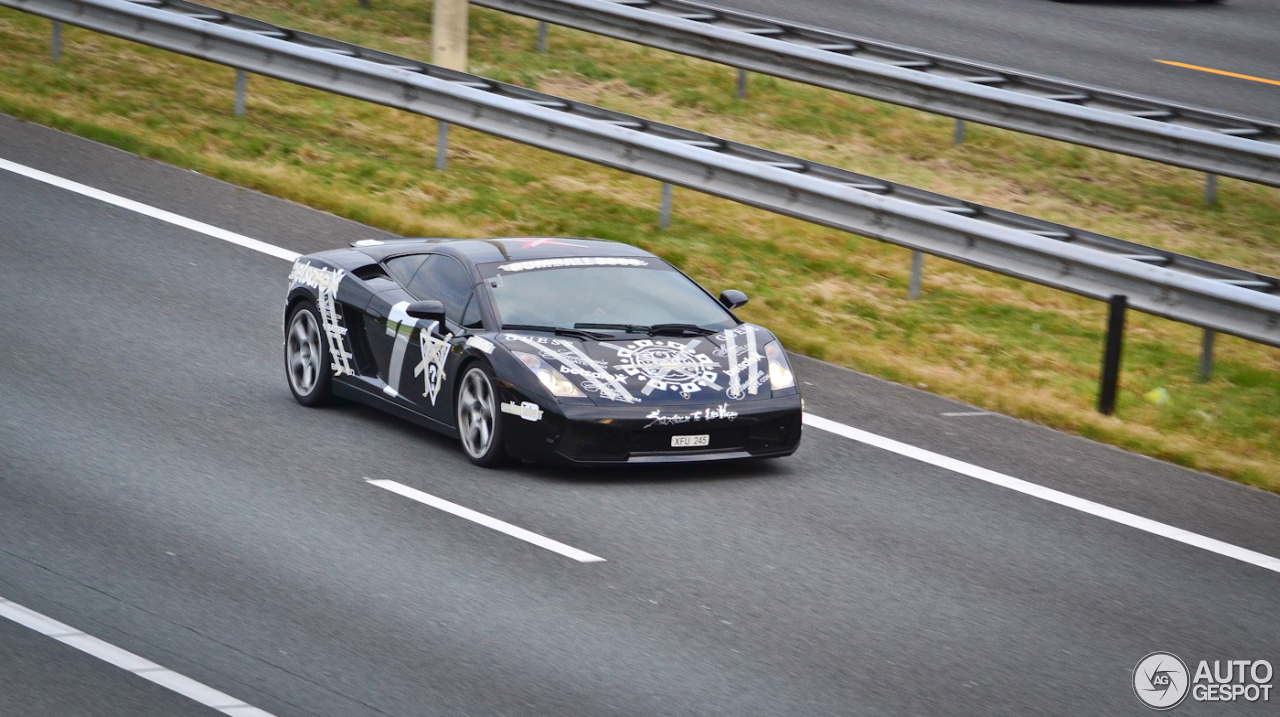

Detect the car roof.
xmin=348 ymin=237 xmax=657 ymax=265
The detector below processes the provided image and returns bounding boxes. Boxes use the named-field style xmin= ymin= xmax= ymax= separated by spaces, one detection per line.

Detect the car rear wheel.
xmin=286 ymin=301 xmax=333 ymax=407
xmin=457 ymin=365 xmax=507 ymax=467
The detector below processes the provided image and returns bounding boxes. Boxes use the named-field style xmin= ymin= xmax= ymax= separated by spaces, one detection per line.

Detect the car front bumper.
xmin=499 ymin=390 xmax=802 ymax=466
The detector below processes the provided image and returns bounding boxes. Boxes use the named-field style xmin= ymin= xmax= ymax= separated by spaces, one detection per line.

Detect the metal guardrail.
xmin=470 ymin=0 xmax=1280 ymax=188
xmin=3 ymin=0 xmax=1279 ymax=349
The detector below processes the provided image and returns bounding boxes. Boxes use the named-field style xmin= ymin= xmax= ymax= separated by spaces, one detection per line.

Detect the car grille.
xmin=557 ymin=414 xmax=801 ymax=462
xmin=745 ymin=414 xmax=803 ymax=454
xmin=557 ymin=423 xmax=629 ymax=461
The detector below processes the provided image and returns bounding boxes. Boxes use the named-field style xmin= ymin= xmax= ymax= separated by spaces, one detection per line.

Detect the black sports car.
xmin=283 ymin=237 xmax=802 ymax=466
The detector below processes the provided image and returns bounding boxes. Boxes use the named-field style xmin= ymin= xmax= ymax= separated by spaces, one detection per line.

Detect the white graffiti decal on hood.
xmin=605 ymin=339 xmax=723 ymax=399
xmin=503 ymin=334 xmax=639 ymax=404
xmin=713 ymin=325 xmax=764 ymax=400
xmin=289 ymin=260 xmax=353 ymax=377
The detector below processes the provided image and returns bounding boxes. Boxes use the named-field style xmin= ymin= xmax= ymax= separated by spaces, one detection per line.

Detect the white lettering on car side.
xmin=501 ymin=401 xmax=544 ymax=422
xmin=465 ymin=336 xmax=496 ymax=354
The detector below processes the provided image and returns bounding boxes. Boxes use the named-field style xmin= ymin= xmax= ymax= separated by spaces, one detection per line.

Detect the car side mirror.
xmin=719 ymin=289 xmax=749 ymax=310
xmin=406 ymin=300 xmax=447 ymax=327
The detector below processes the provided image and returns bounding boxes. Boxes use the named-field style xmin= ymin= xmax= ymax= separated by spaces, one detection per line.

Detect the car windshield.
xmin=482 ymin=261 xmax=737 ymax=332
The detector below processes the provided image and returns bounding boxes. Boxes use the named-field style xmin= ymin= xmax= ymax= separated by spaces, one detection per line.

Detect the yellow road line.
xmin=1155 ymin=60 xmax=1280 ymax=87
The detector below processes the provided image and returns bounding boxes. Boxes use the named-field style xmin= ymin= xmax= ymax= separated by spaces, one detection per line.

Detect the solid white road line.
xmin=0 ymin=595 xmax=276 ymax=717
xmin=4 ymin=156 xmax=1278 ymax=576
xmin=367 ymin=479 xmax=606 ymax=563
xmin=0 ymin=157 xmax=300 ymax=262
xmin=803 ymin=413 xmax=1280 ymax=576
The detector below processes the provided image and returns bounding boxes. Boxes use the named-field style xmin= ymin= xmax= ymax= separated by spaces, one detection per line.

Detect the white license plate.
xmin=671 ymin=434 xmax=710 ymax=448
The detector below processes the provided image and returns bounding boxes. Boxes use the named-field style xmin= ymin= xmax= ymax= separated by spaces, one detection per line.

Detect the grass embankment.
xmin=1 ymin=1 xmax=1278 ymax=489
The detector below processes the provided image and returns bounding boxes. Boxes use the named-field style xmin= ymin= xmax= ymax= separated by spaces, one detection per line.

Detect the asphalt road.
xmin=700 ymin=0 xmax=1280 ymax=123
xmin=2 ymin=114 xmax=1279 ymax=716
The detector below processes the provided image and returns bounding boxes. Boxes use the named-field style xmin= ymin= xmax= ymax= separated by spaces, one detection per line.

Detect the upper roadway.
xmin=700 ymin=0 xmax=1280 ymax=123
xmin=1 ymin=114 xmax=1278 ymax=716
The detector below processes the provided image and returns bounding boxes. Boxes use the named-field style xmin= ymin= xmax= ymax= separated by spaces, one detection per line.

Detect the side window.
xmin=384 ymin=254 xmax=429 ymax=287
xmin=461 ymin=294 xmax=483 ymax=330
xmin=405 ymin=255 xmax=475 ymax=324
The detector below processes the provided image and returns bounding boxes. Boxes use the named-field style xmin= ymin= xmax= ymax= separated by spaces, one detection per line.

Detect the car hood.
xmin=496 ymin=325 xmax=779 ymax=406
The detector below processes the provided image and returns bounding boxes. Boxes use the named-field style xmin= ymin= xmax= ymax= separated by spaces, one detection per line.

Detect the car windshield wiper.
xmin=502 ymin=324 xmax=615 ymax=340
xmin=577 ymin=322 xmax=718 ymax=337
xmin=575 ymin=323 xmax=646 ymax=334
xmin=646 ymin=323 xmax=719 ymax=337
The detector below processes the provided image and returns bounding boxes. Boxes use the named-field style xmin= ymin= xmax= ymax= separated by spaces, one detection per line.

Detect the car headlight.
xmin=764 ymin=341 xmax=795 ymax=391
xmin=511 ymin=351 xmax=584 ymax=398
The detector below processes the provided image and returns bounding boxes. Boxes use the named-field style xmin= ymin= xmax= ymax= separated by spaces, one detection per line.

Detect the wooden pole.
xmin=432 ymin=0 xmax=468 ymax=71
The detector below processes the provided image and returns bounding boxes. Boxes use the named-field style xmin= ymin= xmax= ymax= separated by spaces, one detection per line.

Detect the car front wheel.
xmin=285 ymin=301 xmax=333 ymax=407
xmin=456 ymin=365 xmax=507 ymax=467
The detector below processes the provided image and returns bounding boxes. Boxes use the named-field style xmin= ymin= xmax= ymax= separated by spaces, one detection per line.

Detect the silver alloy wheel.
xmin=458 ymin=368 xmax=496 ymax=459
xmin=287 ymin=309 xmax=323 ymax=397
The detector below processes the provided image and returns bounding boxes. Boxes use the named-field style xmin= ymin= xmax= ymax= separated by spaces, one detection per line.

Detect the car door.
xmin=394 ymin=254 xmax=481 ymax=426
xmin=356 ymin=253 xmax=430 ymax=411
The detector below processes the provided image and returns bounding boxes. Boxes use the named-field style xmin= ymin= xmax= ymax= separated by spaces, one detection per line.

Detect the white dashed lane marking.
xmin=803 ymin=414 xmax=1280 ymax=575
xmin=367 ymin=479 xmax=606 ymax=563
xmin=0 ymin=157 xmax=299 ymax=262
xmin=0 ymin=596 xmax=276 ymax=716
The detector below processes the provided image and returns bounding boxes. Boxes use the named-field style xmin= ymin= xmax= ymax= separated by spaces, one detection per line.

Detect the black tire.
xmin=456 ymin=364 xmax=508 ymax=467
xmin=285 ymin=300 xmax=334 ymax=407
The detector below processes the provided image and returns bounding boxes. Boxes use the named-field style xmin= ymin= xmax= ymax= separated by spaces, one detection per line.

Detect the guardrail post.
xmin=1199 ymin=328 xmax=1215 ymax=383
xmin=1098 ymin=294 xmax=1127 ymax=415
xmin=432 ymin=0 xmax=468 ymax=71
xmin=908 ymin=251 xmax=924 ymax=300
xmin=1204 ymin=173 xmax=1217 ymax=206
xmin=435 ymin=121 xmax=450 ymax=171
xmin=658 ymin=182 xmax=673 ymax=229
xmin=50 ymin=20 xmax=61 ymax=63
xmin=953 ymin=119 xmax=966 ymax=145
xmin=233 ymin=69 xmax=247 ymax=116
xmin=736 ymin=68 xmax=747 ymax=99
xmin=536 ymin=21 xmax=548 ymax=52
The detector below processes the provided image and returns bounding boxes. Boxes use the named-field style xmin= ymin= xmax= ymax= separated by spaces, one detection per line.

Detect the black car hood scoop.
xmin=498 ymin=326 xmax=773 ymax=406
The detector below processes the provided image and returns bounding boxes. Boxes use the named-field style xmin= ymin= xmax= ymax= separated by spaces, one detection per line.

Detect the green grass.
xmin=1 ymin=0 xmax=1278 ymax=489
